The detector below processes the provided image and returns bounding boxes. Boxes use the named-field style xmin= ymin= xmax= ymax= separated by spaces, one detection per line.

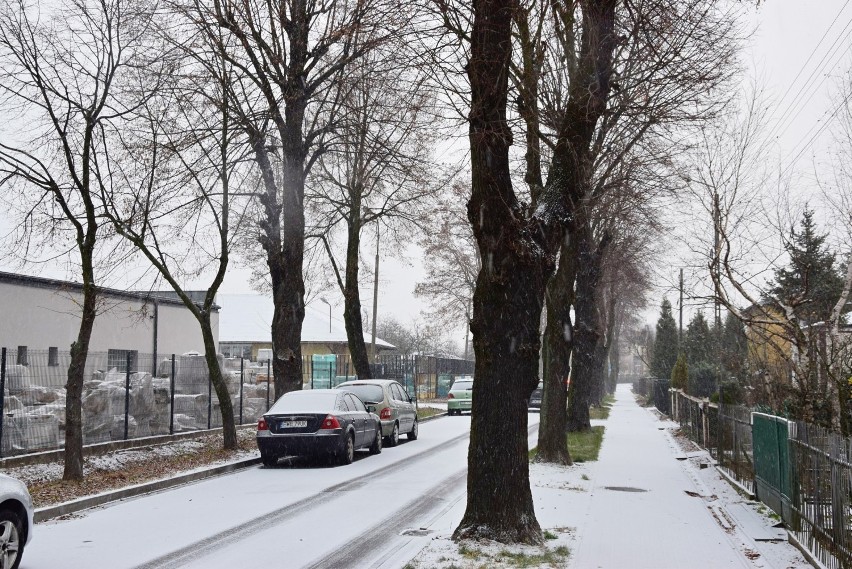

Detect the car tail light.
xmin=320 ymin=415 xmax=341 ymax=430
xmin=257 ymin=418 xmax=269 ymax=431
xmin=447 ymin=393 xmax=455 ymax=399
xmin=379 ymin=407 xmax=392 ymax=420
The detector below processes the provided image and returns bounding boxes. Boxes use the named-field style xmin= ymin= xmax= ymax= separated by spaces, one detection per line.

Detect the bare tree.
xmin=529 ymin=0 xmax=742 ymax=439
xmin=309 ymin=44 xmax=434 ymax=379
xmin=0 ymin=0 xmax=157 ymax=480
xmin=415 ymin=179 xmax=479 ymax=359
xmin=685 ymin=81 xmax=852 ymax=430
xmin=173 ymin=0 xmax=411 ymax=400
xmin=449 ymin=0 xmax=620 ymax=544
xmin=99 ymin=33 xmax=253 ymax=450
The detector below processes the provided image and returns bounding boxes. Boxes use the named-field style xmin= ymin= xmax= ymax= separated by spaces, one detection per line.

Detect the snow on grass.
xmin=405 ymin=461 xmax=588 ymax=568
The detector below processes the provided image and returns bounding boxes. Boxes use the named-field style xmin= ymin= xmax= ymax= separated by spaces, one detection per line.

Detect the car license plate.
xmin=280 ymin=420 xmax=307 ymax=428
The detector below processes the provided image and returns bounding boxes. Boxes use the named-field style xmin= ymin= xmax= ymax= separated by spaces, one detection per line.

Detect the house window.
xmin=107 ymin=349 xmax=138 ymax=372
xmin=48 ymin=347 xmax=59 ymax=367
xmin=17 ymin=346 xmax=27 ymax=366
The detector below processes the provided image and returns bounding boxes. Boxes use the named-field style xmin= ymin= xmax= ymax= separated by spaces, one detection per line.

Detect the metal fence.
xmin=0 ymin=348 xmax=474 ymax=458
xmin=672 ymin=390 xmax=706 ymax=446
xmin=788 ymin=421 xmax=852 ymax=569
xmin=716 ymin=403 xmax=754 ymax=494
xmin=666 ymin=387 xmax=852 ymax=569
xmin=0 ymin=348 xmax=273 ymax=458
xmin=299 ymin=353 xmax=474 ymax=399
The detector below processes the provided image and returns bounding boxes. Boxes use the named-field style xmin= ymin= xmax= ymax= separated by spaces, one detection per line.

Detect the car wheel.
xmin=0 ymin=508 xmax=24 ymax=569
xmin=386 ymin=422 xmax=400 ymax=447
xmin=407 ymin=418 xmax=418 ymax=441
xmin=369 ymin=427 xmax=383 ymax=455
xmin=260 ymin=450 xmax=278 ymax=468
xmin=339 ymin=433 xmax=355 ymax=465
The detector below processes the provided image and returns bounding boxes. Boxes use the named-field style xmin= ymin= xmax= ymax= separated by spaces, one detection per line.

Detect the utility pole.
xmin=679 ymin=268 xmax=683 ymax=346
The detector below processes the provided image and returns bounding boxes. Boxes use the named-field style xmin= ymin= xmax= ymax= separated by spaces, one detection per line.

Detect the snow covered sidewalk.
xmin=568 ymin=385 xmax=808 ymax=569
xmin=401 ymin=385 xmax=811 ymax=569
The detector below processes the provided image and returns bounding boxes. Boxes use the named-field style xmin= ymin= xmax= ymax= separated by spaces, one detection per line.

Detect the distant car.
xmin=336 ymin=380 xmax=418 ymax=446
xmin=447 ymin=378 xmax=473 ymax=415
xmin=0 ymin=473 xmax=33 ymax=569
xmin=256 ymin=389 xmax=382 ymax=466
xmin=529 ymin=381 xmax=543 ymax=409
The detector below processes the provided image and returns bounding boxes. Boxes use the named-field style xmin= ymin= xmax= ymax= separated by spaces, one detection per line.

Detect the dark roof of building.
xmin=0 ymin=271 xmax=217 ymax=310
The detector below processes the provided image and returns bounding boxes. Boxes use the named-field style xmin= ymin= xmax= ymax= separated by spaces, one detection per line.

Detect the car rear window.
xmin=452 ymin=381 xmax=473 ymax=391
xmin=268 ymin=391 xmax=338 ymax=413
xmin=339 ymin=384 xmax=385 ymax=404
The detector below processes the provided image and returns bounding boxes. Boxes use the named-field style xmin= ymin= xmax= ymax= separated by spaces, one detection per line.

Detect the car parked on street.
xmin=336 ymin=380 xmax=418 ymax=446
xmin=0 ymin=473 xmax=33 ymax=569
xmin=447 ymin=377 xmax=473 ymax=415
xmin=529 ymin=381 xmax=543 ymax=409
xmin=256 ymin=389 xmax=382 ymax=467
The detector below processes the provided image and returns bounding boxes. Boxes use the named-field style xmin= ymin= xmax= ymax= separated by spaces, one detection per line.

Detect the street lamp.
xmin=320 ymin=297 xmax=331 ymax=333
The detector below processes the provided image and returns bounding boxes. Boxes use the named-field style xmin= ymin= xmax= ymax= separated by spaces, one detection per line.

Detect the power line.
xmin=764 ymin=3 xmax=852 ymax=144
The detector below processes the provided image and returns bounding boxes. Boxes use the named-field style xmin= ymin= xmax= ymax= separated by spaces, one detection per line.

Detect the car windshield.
xmin=452 ymin=380 xmax=473 ymax=391
xmin=339 ymin=384 xmax=384 ymax=404
xmin=268 ymin=391 xmax=338 ymax=414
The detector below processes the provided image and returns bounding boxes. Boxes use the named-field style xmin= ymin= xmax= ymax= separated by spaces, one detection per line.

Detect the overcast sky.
xmin=1 ymin=1 xmax=849 ymax=341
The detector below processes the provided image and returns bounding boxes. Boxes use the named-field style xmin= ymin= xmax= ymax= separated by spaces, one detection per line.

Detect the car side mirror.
xmin=367 ymin=405 xmax=376 ymax=413
xmin=408 ymin=397 xmax=413 ymax=404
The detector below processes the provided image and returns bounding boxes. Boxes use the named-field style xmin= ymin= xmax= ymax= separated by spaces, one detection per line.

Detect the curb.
xmin=787 ymin=530 xmax=829 ymax=569
xmin=35 ymin=456 xmax=261 ymax=522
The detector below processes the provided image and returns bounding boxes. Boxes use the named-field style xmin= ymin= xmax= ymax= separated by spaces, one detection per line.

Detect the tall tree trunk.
xmin=266 ymin=112 xmax=308 ymax=400
xmin=568 ymin=222 xmax=609 ymax=432
xmin=453 ymin=0 xmax=543 ymax=545
xmin=201 ymin=314 xmax=237 ymax=449
xmin=64 ymin=241 xmax=97 ymax=481
xmin=536 ymin=240 xmax=577 ymax=465
xmin=343 ymin=200 xmax=372 ymax=379
xmin=607 ymin=304 xmax=622 ymax=395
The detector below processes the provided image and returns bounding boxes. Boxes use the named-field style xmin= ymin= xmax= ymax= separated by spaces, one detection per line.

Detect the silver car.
xmin=337 ymin=380 xmax=418 ymax=446
xmin=0 ymin=474 xmax=33 ymax=569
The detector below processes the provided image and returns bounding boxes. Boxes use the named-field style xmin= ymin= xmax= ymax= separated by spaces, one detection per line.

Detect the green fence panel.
xmin=752 ymin=412 xmax=793 ymax=523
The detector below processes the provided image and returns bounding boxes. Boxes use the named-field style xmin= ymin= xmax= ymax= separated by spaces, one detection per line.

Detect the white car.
xmin=0 ymin=474 xmax=33 ymax=569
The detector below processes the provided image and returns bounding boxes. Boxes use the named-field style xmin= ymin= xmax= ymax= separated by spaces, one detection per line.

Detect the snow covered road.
xmin=22 ymin=414 xmax=540 ymax=569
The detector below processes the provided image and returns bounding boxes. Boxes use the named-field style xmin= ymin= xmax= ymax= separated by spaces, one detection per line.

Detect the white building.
xmin=0 ymin=271 xmax=216 ymax=370
xmin=218 ymin=293 xmax=393 ymax=361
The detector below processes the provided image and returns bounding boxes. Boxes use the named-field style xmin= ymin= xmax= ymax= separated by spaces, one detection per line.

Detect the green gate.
xmin=752 ymin=412 xmax=793 ymax=523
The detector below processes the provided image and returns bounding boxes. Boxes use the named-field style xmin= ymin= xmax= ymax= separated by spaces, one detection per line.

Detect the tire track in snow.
xmin=301 ymin=422 xmax=540 ymax=569
xmin=130 ymin=429 xmax=474 ymax=569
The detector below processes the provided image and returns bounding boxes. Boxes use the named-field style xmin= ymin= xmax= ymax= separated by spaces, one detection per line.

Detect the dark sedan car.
xmin=256 ymin=389 xmax=382 ymax=467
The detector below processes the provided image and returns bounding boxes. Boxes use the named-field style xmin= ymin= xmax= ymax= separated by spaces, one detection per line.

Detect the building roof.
xmin=0 ymin=270 xmax=211 ymax=309
xmin=217 ymin=293 xmax=395 ymax=349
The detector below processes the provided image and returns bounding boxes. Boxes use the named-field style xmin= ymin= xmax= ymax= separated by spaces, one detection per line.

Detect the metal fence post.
xmin=266 ymin=359 xmax=271 ymax=411
xmin=0 ymin=348 xmax=6 ymax=458
xmin=207 ymin=373 xmax=212 ymax=430
xmin=169 ymin=355 xmax=175 ymax=435
xmin=239 ymin=357 xmax=244 ymax=425
xmin=124 ymin=352 xmax=131 ymax=440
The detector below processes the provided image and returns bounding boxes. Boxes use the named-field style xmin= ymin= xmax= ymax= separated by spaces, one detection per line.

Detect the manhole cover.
xmin=604 ymin=486 xmax=648 ymax=493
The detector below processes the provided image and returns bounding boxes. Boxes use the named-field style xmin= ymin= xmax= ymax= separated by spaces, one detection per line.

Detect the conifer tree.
xmin=770 ymin=209 xmax=846 ymax=325
xmin=651 ymin=299 xmax=678 ymax=379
